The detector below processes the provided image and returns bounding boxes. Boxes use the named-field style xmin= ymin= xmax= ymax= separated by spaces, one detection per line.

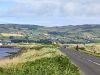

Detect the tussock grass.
xmin=0 ymin=56 xmax=80 ymax=75
xmin=0 ymin=48 xmax=63 ymax=68
xmin=0 ymin=44 xmax=81 ymax=75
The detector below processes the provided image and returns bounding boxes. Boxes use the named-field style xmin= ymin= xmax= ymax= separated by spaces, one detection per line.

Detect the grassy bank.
xmin=0 ymin=44 xmax=81 ymax=75
xmin=0 ymin=56 xmax=80 ymax=75
xmin=65 ymin=44 xmax=100 ymax=57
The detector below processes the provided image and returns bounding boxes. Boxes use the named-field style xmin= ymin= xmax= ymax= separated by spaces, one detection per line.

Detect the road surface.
xmin=60 ymin=47 xmax=100 ymax=75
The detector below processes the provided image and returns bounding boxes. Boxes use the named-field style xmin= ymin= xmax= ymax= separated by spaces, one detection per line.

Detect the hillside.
xmin=0 ymin=24 xmax=100 ymax=43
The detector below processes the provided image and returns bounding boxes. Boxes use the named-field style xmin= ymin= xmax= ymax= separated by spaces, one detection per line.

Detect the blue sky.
xmin=0 ymin=0 xmax=100 ymax=26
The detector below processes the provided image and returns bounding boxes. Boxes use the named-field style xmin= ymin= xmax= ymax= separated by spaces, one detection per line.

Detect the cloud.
xmin=63 ymin=2 xmax=78 ymax=15
xmin=8 ymin=0 xmax=61 ymax=17
xmin=63 ymin=0 xmax=100 ymax=17
xmin=1 ymin=0 xmax=100 ymax=18
xmin=86 ymin=3 xmax=100 ymax=15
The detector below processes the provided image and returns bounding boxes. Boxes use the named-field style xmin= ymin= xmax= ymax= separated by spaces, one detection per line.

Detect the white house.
xmin=0 ymin=40 xmax=2 ymax=46
xmin=0 ymin=43 xmax=2 ymax=46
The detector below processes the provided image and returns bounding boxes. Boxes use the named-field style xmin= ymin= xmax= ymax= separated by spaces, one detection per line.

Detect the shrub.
xmin=79 ymin=47 xmax=85 ymax=50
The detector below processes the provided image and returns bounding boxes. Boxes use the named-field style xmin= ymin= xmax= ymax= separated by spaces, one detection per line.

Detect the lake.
xmin=0 ymin=48 xmax=20 ymax=58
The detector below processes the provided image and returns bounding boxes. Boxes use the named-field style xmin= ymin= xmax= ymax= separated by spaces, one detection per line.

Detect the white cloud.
xmin=13 ymin=0 xmax=61 ymax=7
xmin=63 ymin=0 xmax=100 ymax=16
xmin=63 ymin=2 xmax=78 ymax=15
xmin=8 ymin=0 xmax=61 ymax=17
xmin=86 ymin=3 xmax=100 ymax=15
xmin=1 ymin=0 xmax=100 ymax=18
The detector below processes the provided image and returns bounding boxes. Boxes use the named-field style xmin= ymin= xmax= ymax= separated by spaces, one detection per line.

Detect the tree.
xmin=9 ymin=36 xmax=14 ymax=40
xmin=25 ymin=35 xmax=29 ymax=43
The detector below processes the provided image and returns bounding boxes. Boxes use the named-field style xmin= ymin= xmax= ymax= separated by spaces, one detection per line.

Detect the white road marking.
xmin=82 ymin=58 xmax=85 ymax=59
xmin=72 ymin=53 xmax=100 ymax=66
xmin=72 ymin=53 xmax=78 ymax=56
xmin=92 ymin=62 xmax=100 ymax=66
xmin=87 ymin=59 xmax=92 ymax=62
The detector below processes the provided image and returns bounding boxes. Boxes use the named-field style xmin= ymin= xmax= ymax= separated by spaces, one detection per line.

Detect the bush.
xmin=79 ymin=47 xmax=85 ymax=50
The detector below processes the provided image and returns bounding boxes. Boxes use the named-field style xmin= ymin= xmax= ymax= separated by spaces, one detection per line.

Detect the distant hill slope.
xmin=0 ymin=24 xmax=100 ymax=43
xmin=0 ymin=24 xmax=44 ymax=33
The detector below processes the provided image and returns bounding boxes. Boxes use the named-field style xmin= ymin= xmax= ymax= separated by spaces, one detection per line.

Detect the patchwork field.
xmin=0 ymin=33 xmax=23 ymax=37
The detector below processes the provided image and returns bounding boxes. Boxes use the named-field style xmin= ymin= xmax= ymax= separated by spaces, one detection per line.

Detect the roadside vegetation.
xmin=0 ymin=44 xmax=81 ymax=75
xmin=65 ymin=43 xmax=100 ymax=57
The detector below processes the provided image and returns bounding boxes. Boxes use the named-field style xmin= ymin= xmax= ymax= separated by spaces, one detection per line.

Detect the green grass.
xmin=64 ymin=44 xmax=100 ymax=57
xmin=0 ymin=56 xmax=80 ymax=75
xmin=0 ymin=44 xmax=81 ymax=75
xmin=81 ymin=50 xmax=100 ymax=57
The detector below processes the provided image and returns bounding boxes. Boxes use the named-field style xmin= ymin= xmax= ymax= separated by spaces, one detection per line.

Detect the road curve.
xmin=60 ymin=47 xmax=100 ymax=75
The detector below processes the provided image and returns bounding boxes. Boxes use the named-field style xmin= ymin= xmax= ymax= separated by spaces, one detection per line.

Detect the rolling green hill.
xmin=0 ymin=24 xmax=100 ymax=43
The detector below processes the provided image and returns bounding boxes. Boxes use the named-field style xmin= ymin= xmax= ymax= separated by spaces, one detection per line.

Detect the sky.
xmin=0 ymin=0 xmax=100 ymax=26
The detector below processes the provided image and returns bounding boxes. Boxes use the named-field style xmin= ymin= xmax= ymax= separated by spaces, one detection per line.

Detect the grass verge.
xmin=0 ymin=44 xmax=81 ymax=75
xmin=64 ymin=44 xmax=100 ymax=57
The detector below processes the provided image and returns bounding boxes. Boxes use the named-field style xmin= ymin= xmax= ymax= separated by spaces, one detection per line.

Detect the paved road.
xmin=60 ymin=47 xmax=100 ymax=75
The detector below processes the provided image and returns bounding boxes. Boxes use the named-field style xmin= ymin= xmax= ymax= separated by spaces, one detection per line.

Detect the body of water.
xmin=0 ymin=48 xmax=20 ymax=58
